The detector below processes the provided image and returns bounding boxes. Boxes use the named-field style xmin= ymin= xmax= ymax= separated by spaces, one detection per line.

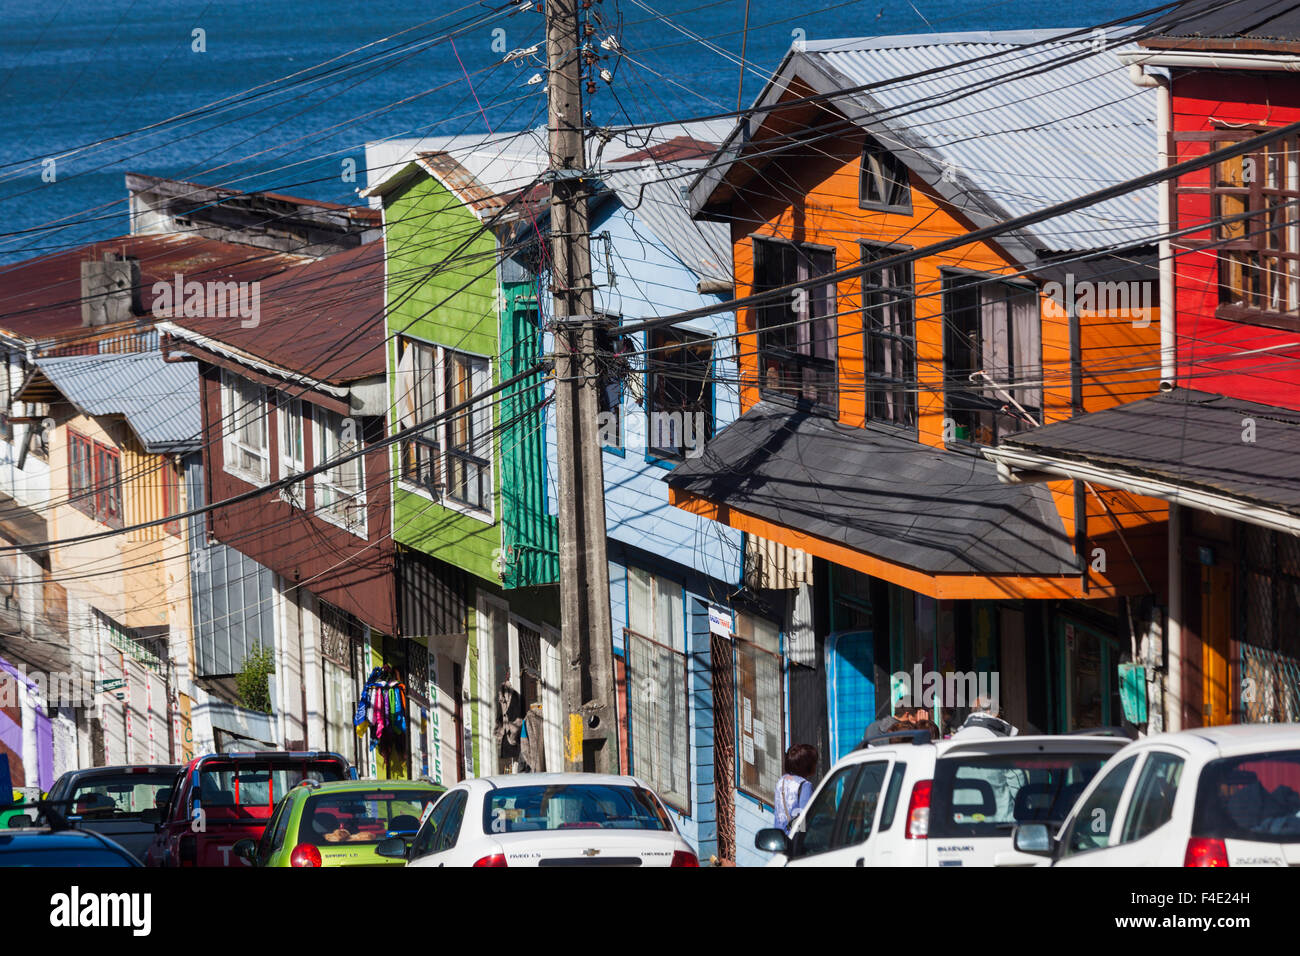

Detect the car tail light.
xmin=473 ymin=853 xmax=508 ymax=867
xmin=1184 ymin=837 xmax=1229 ymax=867
xmin=178 ymin=835 xmax=196 ymax=866
xmin=290 ymin=844 xmax=323 ymax=868
xmin=904 ymin=780 xmax=932 ymax=839
xmin=670 ymin=850 xmax=699 ymax=867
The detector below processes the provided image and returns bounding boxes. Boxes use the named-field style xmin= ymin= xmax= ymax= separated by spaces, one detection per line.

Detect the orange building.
xmin=672 ymin=30 xmax=1171 ymax=750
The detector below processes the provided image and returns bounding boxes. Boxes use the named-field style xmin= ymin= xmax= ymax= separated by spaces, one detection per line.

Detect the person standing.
xmin=774 ymin=743 xmax=818 ymax=835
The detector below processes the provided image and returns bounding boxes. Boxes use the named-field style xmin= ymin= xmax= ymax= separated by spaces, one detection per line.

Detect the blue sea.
xmin=0 ymin=0 xmax=1145 ymax=262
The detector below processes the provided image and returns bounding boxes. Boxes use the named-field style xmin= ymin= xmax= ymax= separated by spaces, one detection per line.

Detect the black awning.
xmin=667 ymin=403 xmax=1076 ymax=577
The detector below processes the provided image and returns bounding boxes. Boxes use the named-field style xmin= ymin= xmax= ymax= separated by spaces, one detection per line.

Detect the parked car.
xmin=1011 ymin=723 xmax=1300 ymax=866
xmin=143 ymin=750 xmax=352 ymax=867
xmin=755 ymin=729 xmax=1128 ymax=866
xmin=0 ymin=826 xmax=141 ymax=866
xmin=232 ymin=778 xmax=445 ymax=867
xmin=377 ymin=773 xmax=699 ymax=867
xmin=41 ymin=765 xmax=178 ymax=863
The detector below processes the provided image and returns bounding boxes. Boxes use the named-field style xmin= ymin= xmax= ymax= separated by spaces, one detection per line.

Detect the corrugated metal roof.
xmin=0 ymin=234 xmax=308 ymax=343
xmin=800 ymin=28 xmax=1159 ymax=251
xmin=30 ymin=352 xmax=201 ymax=453
xmin=601 ymin=164 xmax=732 ymax=283
xmin=1144 ymin=0 xmax=1300 ymax=46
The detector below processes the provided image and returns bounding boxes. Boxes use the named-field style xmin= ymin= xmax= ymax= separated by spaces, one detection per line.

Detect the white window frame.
xmin=395 ymin=335 xmax=494 ymax=523
xmin=277 ymin=397 xmax=307 ymax=508
xmin=220 ymin=369 xmax=268 ymax=484
xmin=313 ymin=407 xmax=367 ymax=539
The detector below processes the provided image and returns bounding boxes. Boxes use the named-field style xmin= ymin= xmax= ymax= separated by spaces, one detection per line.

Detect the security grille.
xmin=625 ymin=628 xmax=690 ymax=813
xmin=320 ymin=601 xmax=361 ymax=666
xmin=1238 ymin=524 xmax=1300 ymax=722
xmin=711 ymin=631 xmax=736 ymax=862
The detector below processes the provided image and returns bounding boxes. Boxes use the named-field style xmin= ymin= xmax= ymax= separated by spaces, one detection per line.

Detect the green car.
xmin=235 ymin=779 xmax=445 ymax=867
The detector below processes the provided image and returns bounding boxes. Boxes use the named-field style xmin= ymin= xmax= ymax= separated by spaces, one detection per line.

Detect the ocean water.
xmin=0 ymin=0 xmax=1145 ymax=262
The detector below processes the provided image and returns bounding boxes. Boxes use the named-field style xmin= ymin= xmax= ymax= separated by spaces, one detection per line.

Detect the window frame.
xmin=68 ymin=429 xmax=123 ymax=529
xmin=733 ymin=611 xmax=784 ymax=807
xmin=160 ymin=457 xmax=182 ymax=537
xmin=861 ymin=241 xmax=917 ymax=430
xmin=219 ymin=370 xmax=269 ymax=485
xmin=442 ymin=349 xmax=493 ymax=516
xmin=859 ymin=140 xmax=912 ymax=214
xmin=789 ymin=763 xmax=860 ymax=859
xmin=645 ymin=325 xmax=714 ymax=463
xmin=1060 ymin=754 xmax=1139 ymax=858
xmin=751 ymin=236 xmax=838 ymax=414
xmin=313 ymin=407 xmax=367 ymax=539
xmin=1118 ymin=750 xmax=1185 ymax=845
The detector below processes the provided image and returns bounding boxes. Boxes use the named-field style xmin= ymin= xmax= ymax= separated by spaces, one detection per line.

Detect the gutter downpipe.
xmin=1126 ymin=59 xmax=1180 ymax=731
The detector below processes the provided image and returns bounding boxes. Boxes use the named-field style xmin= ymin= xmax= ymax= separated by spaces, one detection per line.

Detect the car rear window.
xmin=196 ymin=759 xmax=346 ymax=819
xmin=1192 ymin=749 xmax=1300 ymax=843
xmin=68 ymin=773 xmax=175 ymax=821
xmin=483 ymin=784 xmax=672 ymax=833
xmin=930 ymin=752 xmax=1111 ymax=838
xmin=299 ymin=788 xmax=443 ymax=846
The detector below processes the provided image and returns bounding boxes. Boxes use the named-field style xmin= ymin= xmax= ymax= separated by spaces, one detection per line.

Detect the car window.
xmin=930 ymin=751 xmax=1112 ymax=838
xmin=299 ymin=788 xmax=442 ymax=847
xmin=878 ymin=762 xmax=908 ymax=831
xmin=1062 ymin=755 xmax=1137 ymax=856
xmin=257 ymin=797 xmax=291 ymax=861
xmin=1121 ymin=752 xmax=1184 ymax=844
xmin=410 ymin=791 xmax=456 ymax=860
xmin=68 ymin=772 xmax=175 ymax=821
xmin=1192 ymin=749 xmax=1300 ymax=843
xmin=839 ymin=762 xmax=889 ymax=845
xmin=792 ymin=765 xmax=859 ymax=858
xmin=436 ymin=792 xmax=468 ymax=852
xmin=482 ymin=784 xmax=672 ymax=833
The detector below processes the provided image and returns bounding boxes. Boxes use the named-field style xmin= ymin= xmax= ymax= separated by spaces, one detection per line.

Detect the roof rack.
xmin=856 ymin=728 xmax=934 ymax=750
xmin=1066 ymin=726 xmax=1138 ymax=740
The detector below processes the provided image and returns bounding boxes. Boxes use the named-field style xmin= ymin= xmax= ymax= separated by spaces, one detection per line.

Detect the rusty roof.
xmin=128 ymin=172 xmax=381 ymax=223
xmin=0 ymin=233 xmax=308 ymax=344
xmin=162 ymin=241 xmax=386 ymax=386
xmin=609 ymin=135 xmax=719 ymax=164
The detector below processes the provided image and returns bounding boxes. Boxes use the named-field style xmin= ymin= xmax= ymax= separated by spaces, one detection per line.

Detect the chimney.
xmin=80 ymin=253 xmax=140 ymax=326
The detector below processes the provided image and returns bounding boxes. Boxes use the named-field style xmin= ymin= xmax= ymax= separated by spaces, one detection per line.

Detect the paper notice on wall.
xmin=753 ymin=719 xmax=766 ymax=751
xmin=742 ymin=733 xmax=755 ymax=765
xmin=742 ymin=697 xmax=753 ymax=734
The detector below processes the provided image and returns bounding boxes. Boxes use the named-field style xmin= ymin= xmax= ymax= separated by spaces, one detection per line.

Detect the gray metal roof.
xmin=668 ymin=402 xmax=1076 ymax=577
xmin=34 ymin=352 xmax=201 ymax=453
xmin=694 ymin=29 xmax=1159 ymax=259
xmin=1144 ymin=0 xmax=1300 ymax=47
xmin=600 ymin=162 xmax=732 ymax=283
xmin=998 ymin=390 xmax=1300 ymax=514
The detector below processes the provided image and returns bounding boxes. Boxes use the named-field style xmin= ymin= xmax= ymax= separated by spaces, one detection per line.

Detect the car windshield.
xmin=483 ymin=784 xmax=672 ymax=833
xmin=197 ymin=760 xmax=346 ymax=819
xmin=300 ymin=789 xmax=443 ymax=846
xmin=68 ymin=772 xmax=176 ymax=821
xmin=1193 ymin=749 xmax=1300 ymax=843
xmin=930 ymin=751 xmax=1112 ymax=837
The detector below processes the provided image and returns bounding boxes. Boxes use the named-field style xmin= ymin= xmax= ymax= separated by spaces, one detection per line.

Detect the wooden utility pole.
xmin=545 ymin=0 xmax=617 ymax=773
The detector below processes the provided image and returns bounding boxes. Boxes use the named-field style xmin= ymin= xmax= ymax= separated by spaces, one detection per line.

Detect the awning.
xmin=666 ymin=403 xmax=1080 ymax=600
xmin=984 ymin=390 xmax=1300 ymax=535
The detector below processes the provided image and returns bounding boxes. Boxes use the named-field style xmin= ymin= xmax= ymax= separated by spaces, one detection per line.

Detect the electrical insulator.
xmin=586 ymin=80 xmax=597 ymax=94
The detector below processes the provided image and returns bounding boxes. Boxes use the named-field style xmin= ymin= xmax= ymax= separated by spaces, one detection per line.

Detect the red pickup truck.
xmin=143 ymin=751 xmax=353 ymax=867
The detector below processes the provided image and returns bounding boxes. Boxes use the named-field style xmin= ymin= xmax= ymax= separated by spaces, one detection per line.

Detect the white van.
xmin=757 ymin=730 xmax=1126 ymax=867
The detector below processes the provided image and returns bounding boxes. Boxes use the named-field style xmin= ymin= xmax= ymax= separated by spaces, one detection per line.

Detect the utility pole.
xmin=545 ymin=0 xmax=617 ymax=773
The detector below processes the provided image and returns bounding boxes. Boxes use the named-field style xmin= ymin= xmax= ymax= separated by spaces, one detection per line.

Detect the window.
xmin=68 ymin=429 xmax=122 ymax=528
xmin=298 ymin=788 xmax=442 ymax=846
xmin=792 ymin=765 xmax=857 ymax=857
xmin=1121 ymin=752 xmax=1184 ymax=844
xmin=1191 ymin=750 xmax=1300 ymax=844
xmin=942 ymin=274 xmax=1041 ymax=445
xmin=434 ymin=790 xmax=468 ymax=851
xmin=220 ymin=370 xmax=268 ymax=482
xmin=444 ymin=350 xmax=492 ymax=513
xmin=1062 ymin=755 xmax=1137 ymax=857
xmin=277 ymin=397 xmax=307 ymax=508
xmin=877 ymin=762 xmax=908 ymax=831
xmin=597 ymin=321 xmax=631 ymax=449
xmin=626 ymin=567 xmax=689 ymax=811
xmin=735 ymin=611 xmax=783 ymax=804
xmin=410 ymin=792 xmax=455 ymax=860
xmin=839 ymin=760 xmax=890 ymax=845
xmin=646 ymin=327 xmax=713 ymax=460
xmin=862 ymin=245 xmax=916 ymax=428
xmin=752 ymin=238 xmax=837 ymax=411
xmin=860 ymin=140 xmax=911 ymax=212
xmin=314 ymin=408 xmax=366 ymax=536
xmin=395 ymin=337 xmax=493 ymax=518
xmin=1210 ymin=129 xmax=1300 ymax=327
xmin=161 ymin=458 xmax=182 ymax=537
xmin=483 ymin=783 xmax=672 ymax=833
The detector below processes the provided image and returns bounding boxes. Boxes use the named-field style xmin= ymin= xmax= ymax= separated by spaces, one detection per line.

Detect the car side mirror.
xmin=375 ymin=836 xmax=409 ymax=860
xmin=754 ymin=827 xmax=791 ymax=855
xmin=1012 ymin=823 xmax=1054 ymax=856
xmin=232 ymin=838 xmax=257 ymax=863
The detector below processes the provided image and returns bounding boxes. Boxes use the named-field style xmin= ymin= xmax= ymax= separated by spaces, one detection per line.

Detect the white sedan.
xmin=378 ymin=773 xmax=699 ymax=867
xmin=1011 ymin=723 xmax=1300 ymax=866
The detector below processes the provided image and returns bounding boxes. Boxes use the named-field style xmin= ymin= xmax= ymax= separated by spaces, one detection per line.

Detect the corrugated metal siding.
xmin=185 ymin=455 xmax=275 ymax=676
xmin=602 ymin=165 xmax=732 ymax=283
xmin=804 ymin=30 xmax=1159 ymax=250
xmin=397 ymin=547 xmax=469 ymax=639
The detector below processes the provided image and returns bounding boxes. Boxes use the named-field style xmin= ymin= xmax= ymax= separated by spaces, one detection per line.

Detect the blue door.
xmin=826 ymin=631 xmax=874 ymax=763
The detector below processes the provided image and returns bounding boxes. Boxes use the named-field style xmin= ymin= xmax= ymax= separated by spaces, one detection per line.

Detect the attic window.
xmin=859 ymin=141 xmax=910 ymax=213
